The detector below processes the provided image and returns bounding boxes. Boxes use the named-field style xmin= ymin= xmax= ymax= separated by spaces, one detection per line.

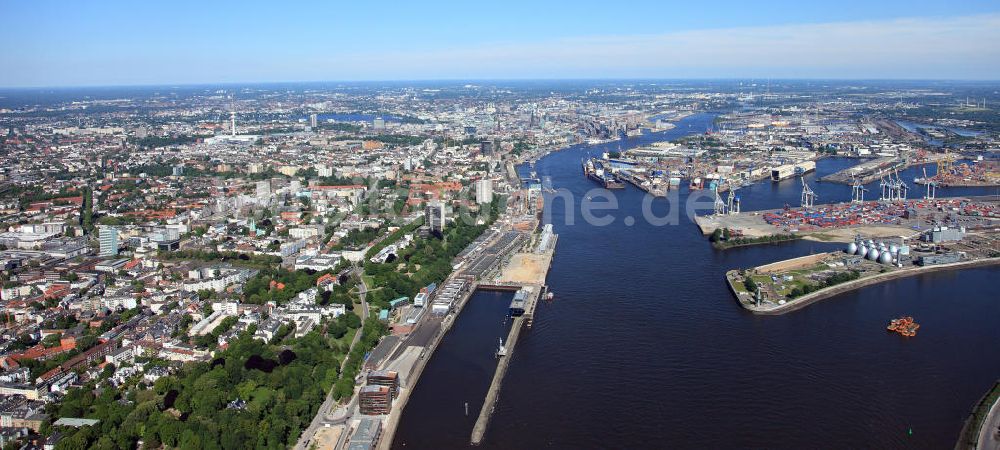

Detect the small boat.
xmin=545 ymin=292 xmax=554 ymax=300
xmin=496 ymin=338 xmax=507 ymax=358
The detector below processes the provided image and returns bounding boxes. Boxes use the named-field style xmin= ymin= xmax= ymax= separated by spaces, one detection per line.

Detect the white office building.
xmin=99 ymin=226 xmax=118 ymax=257
xmin=475 ymin=179 xmax=493 ymax=204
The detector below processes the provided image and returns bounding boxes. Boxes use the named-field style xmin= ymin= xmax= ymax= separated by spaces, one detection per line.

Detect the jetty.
xmin=467 ymin=230 xmax=555 ymax=444
xmin=471 ymin=316 xmax=525 ymax=445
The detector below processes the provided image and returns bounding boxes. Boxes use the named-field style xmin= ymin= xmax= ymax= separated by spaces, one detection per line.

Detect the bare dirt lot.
xmin=500 ymin=252 xmax=552 ymax=285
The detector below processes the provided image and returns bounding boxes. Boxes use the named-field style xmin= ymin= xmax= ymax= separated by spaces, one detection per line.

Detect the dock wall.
xmin=470 ymin=317 xmax=524 ymax=445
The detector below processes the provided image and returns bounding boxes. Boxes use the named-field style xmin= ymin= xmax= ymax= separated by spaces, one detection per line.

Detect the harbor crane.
xmin=800 ymin=179 xmax=817 ymax=209
xmin=727 ymin=186 xmax=741 ymax=215
xmin=713 ymin=177 xmax=728 ymax=216
xmin=851 ymin=175 xmax=866 ymax=203
xmin=878 ymin=170 xmax=906 ymax=202
xmin=937 ymin=152 xmax=955 ymax=177
xmin=878 ymin=171 xmax=891 ymax=202
xmin=893 ymin=170 xmax=909 ymax=201
xmin=923 ymin=167 xmax=937 ymax=199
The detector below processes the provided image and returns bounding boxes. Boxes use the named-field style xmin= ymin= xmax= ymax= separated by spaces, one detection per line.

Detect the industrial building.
xmin=916 ymin=252 xmax=962 ymax=266
xmin=347 ymin=418 xmax=382 ymax=450
xmin=770 ymin=161 xmax=816 ymax=181
xmin=923 ymin=226 xmax=965 ymax=243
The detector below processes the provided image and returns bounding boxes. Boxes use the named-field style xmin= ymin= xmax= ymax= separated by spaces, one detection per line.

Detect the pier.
xmin=380 ymin=225 xmax=557 ymax=448
xmin=467 ymin=230 xmax=555 ymax=444
xmin=821 ymin=154 xmax=950 ymax=185
xmin=470 ymin=316 xmax=525 ymax=445
xmin=820 ymin=156 xmax=903 ymax=184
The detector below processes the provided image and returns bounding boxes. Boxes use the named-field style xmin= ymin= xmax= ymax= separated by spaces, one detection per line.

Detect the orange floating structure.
xmin=887 ymin=316 xmax=920 ymax=337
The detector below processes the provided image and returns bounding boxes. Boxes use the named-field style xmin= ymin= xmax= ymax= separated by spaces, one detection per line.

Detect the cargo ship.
xmin=771 ymin=161 xmax=817 ymax=181
xmin=619 ymin=169 xmax=667 ymax=196
xmin=582 ymin=157 xmax=625 ymax=189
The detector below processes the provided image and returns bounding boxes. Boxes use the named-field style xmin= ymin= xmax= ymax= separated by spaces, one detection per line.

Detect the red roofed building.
xmin=316 ymin=273 xmax=337 ymax=288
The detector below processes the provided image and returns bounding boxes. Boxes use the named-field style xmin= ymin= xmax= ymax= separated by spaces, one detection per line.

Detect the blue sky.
xmin=2 ymin=0 xmax=999 ymax=86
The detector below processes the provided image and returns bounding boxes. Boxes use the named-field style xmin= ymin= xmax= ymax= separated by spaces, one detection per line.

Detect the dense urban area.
xmin=0 ymin=80 xmax=998 ymax=449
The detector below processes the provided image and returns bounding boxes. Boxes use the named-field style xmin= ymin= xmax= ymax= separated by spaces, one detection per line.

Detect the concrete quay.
xmin=470 ymin=316 xmax=524 ymax=445
xmin=376 ymin=284 xmax=475 ymax=450
xmin=378 ymin=228 xmax=557 ymax=448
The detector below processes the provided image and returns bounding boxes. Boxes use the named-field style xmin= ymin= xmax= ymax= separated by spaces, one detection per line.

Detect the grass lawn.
xmin=807 ymin=232 xmax=836 ymax=241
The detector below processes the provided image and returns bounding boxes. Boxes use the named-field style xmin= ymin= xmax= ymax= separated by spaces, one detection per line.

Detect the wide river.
xmin=393 ymin=113 xmax=1000 ymax=449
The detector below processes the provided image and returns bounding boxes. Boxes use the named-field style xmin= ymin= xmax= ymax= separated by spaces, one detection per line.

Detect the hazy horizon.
xmin=2 ymin=0 xmax=1000 ymax=87
xmin=2 ymin=77 xmax=1000 ymax=91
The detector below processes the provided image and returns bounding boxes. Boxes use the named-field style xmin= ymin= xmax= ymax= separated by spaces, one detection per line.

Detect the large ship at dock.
xmin=582 ymin=157 xmax=625 ymax=189
xmin=771 ymin=161 xmax=817 ymax=181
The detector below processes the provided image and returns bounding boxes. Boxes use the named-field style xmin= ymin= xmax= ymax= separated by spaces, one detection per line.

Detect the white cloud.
xmin=320 ymin=14 xmax=1000 ymax=80
xmin=4 ymin=13 xmax=998 ymax=86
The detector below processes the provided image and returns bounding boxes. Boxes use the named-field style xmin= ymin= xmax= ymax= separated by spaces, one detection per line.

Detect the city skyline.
xmin=1 ymin=2 xmax=1000 ymax=449
xmin=2 ymin=1 xmax=1000 ymax=87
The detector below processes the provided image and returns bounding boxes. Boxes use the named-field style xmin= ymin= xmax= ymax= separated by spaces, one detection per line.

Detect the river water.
xmin=393 ymin=113 xmax=1000 ymax=449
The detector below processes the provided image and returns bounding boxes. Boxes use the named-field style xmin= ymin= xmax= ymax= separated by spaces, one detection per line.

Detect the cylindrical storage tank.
xmin=847 ymin=243 xmax=858 ymax=254
xmin=867 ymin=239 xmax=875 ymax=247
xmin=889 ymin=244 xmax=898 ymax=254
xmin=867 ymin=249 xmax=880 ymax=260
xmin=879 ymin=252 xmax=893 ymax=264
xmin=857 ymin=246 xmax=868 ymax=257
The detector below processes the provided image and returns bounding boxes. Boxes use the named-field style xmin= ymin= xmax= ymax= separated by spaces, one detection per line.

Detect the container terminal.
xmin=696 ymin=195 xmax=999 ymax=244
